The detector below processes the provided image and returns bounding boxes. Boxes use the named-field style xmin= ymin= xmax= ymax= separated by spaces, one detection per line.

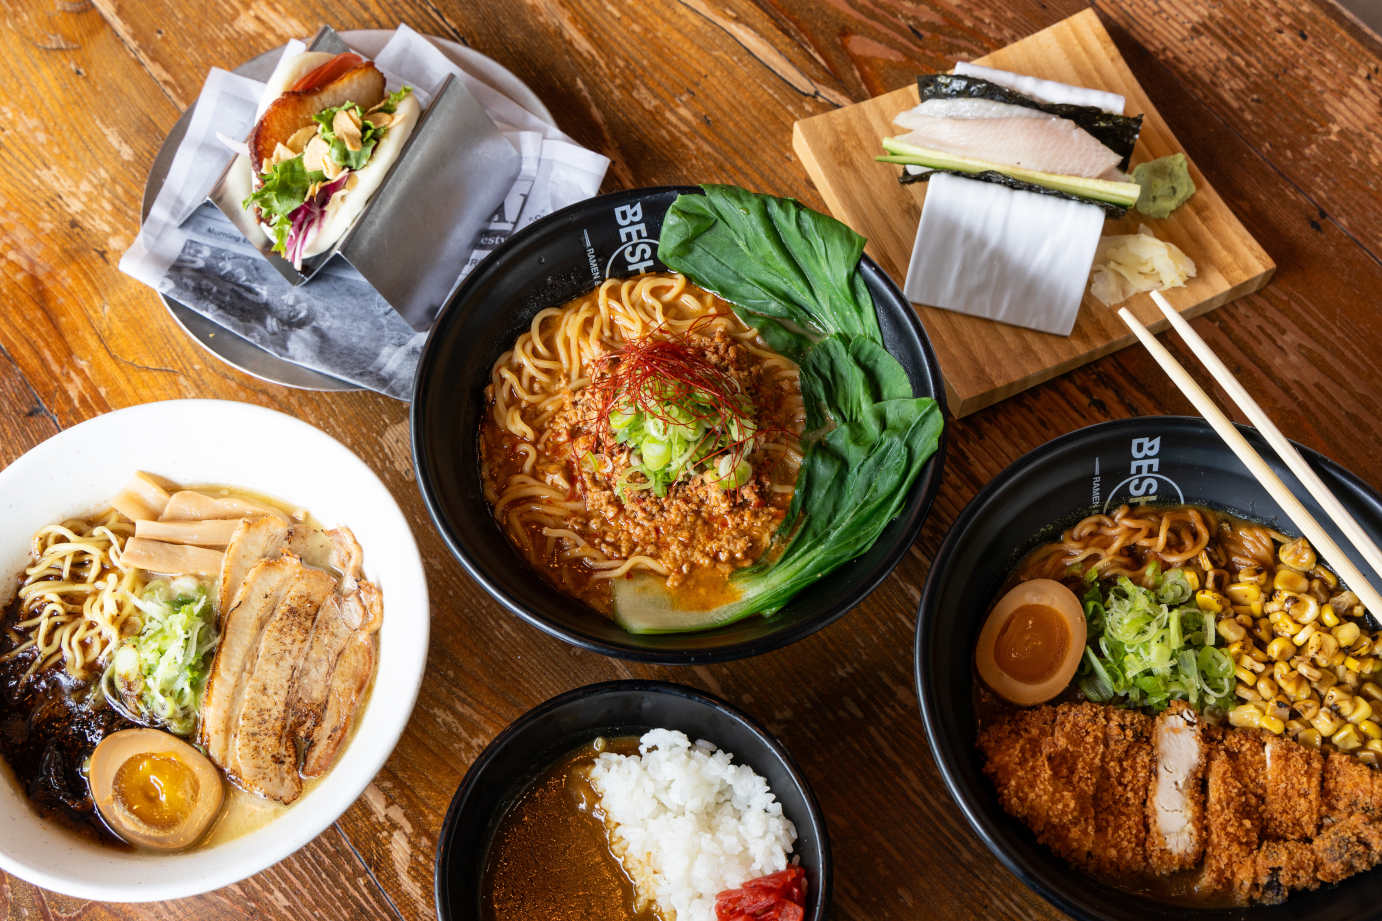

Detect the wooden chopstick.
xmin=1150 ymin=290 xmax=1382 ymax=588
xmin=1118 ymin=303 xmax=1382 ymax=618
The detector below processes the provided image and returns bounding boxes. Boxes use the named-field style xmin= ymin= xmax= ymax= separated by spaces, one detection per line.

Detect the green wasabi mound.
xmin=1132 ymin=153 xmax=1196 ymax=219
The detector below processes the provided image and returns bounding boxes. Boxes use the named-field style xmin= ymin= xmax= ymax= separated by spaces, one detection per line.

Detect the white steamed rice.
xmin=586 ymin=728 xmax=797 ymax=921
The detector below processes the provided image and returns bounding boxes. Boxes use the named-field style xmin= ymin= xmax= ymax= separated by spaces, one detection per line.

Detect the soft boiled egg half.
xmin=88 ymin=728 xmax=223 ymax=850
xmin=975 ymin=578 xmax=1087 ymax=706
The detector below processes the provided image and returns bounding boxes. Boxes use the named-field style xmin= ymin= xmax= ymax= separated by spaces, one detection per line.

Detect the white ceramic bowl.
xmin=0 ymin=400 xmax=429 ymax=901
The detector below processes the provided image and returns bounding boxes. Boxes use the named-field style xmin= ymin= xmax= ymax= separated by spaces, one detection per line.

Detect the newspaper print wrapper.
xmin=120 ymin=28 xmax=609 ymax=400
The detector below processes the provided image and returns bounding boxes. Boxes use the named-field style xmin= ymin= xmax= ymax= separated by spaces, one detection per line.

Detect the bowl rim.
xmin=432 ymin=677 xmax=833 ymax=921
xmin=411 ymin=184 xmax=948 ymax=663
xmin=0 ymin=399 xmax=429 ymax=901
xmin=912 ymin=414 xmax=1382 ymax=920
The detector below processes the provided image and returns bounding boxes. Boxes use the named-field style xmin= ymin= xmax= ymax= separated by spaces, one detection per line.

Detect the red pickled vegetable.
xmin=715 ymin=866 xmax=808 ymax=921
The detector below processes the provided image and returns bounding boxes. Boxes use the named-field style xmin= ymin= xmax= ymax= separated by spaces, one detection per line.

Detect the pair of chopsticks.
xmin=1120 ymin=293 xmax=1382 ymax=617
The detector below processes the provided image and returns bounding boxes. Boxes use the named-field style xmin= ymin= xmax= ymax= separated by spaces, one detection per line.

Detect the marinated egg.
xmin=975 ymin=578 xmax=1086 ymax=706
xmin=88 ymin=728 xmax=223 ymax=850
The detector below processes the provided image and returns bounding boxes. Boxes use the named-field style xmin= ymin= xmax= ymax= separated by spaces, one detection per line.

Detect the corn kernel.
xmin=1184 ymin=569 xmax=1201 ymax=591
xmin=1236 ymin=684 xmax=1262 ymax=703
xmin=1346 ymin=656 xmax=1365 ymax=673
xmin=1367 ymin=738 xmax=1382 ymax=755
xmin=1313 ymin=711 xmax=1342 ymax=736
xmin=1334 ymin=622 xmax=1362 ymax=646
xmin=1350 ymin=699 xmax=1375 ymax=724
xmin=1196 ymin=590 xmax=1227 ymax=614
xmin=1321 ymin=607 xmax=1341 ymax=628
xmin=1288 ymin=594 xmax=1321 ymax=624
xmin=1275 ymin=568 xmax=1310 ymax=593
xmin=1218 ymin=619 xmax=1247 ymax=644
xmin=1256 ymin=676 xmax=1278 ymax=699
xmin=1260 ymin=714 xmax=1287 ymax=734
xmin=1359 ymin=750 xmax=1379 ymax=766
xmin=1295 ymin=698 xmax=1321 ymax=720
xmin=1227 ymin=582 xmax=1262 ymax=605
xmin=1229 ymin=704 xmax=1263 ymax=729
xmin=1265 ymin=637 xmax=1295 ymax=662
xmin=1360 ymin=720 xmax=1382 ymax=741
xmin=1279 ymin=538 xmax=1317 ymax=572
xmin=1325 ymin=686 xmax=1352 ymax=710
xmin=1313 ymin=566 xmax=1339 ymax=589
xmin=1333 ymin=724 xmax=1364 ymax=751
xmin=1239 ymin=564 xmax=1268 ymax=586
xmin=1293 ymin=623 xmax=1318 ymax=646
xmin=1297 ymin=728 xmax=1323 ymax=748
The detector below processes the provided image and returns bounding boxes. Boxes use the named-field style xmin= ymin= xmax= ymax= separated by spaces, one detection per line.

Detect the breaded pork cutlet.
xmin=980 ymin=700 xmax=1382 ymax=907
xmin=1196 ymin=733 xmax=1266 ymax=902
xmin=1090 ymin=707 xmax=1153 ymax=874
xmin=1262 ymin=736 xmax=1323 ymax=841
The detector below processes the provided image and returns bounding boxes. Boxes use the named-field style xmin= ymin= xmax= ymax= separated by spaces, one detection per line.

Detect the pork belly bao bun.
xmin=479 ymin=185 xmax=943 ymax=636
xmin=242 ymin=51 xmax=419 ymax=269
xmin=0 ymin=472 xmax=382 ymax=851
xmin=974 ymin=503 xmax=1382 ymax=906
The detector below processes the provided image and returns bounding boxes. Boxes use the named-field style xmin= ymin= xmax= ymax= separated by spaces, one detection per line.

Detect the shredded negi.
xmin=591 ymin=326 xmax=765 ymax=498
xmin=102 ymin=577 xmax=218 ymax=736
xmin=1077 ymin=565 xmax=1235 ymax=712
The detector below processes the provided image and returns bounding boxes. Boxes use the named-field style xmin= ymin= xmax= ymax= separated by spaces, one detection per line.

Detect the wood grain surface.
xmin=793 ymin=9 xmax=1276 ymax=417
xmin=1 ymin=2 xmax=1380 ymax=920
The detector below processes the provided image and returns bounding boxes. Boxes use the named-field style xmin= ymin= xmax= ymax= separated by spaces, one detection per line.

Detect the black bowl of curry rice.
xmin=433 ymin=679 xmax=830 ymax=921
xmin=411 ymin=185 xmax=946 ymax=663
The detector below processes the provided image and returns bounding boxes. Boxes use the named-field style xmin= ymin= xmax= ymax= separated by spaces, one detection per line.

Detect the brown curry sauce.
xmin=482 ymin=736 xmax=659 ymax=921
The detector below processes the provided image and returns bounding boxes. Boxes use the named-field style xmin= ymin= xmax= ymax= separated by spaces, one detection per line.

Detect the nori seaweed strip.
xmin=898 ymin=167 xmax=1130 ymax=218
xmin=916 ymin=73 xmax=1143 ymax=169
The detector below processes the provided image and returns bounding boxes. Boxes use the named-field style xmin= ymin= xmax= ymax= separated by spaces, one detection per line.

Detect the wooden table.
xmin=2 ymin=1 xmax=1380 ymax=919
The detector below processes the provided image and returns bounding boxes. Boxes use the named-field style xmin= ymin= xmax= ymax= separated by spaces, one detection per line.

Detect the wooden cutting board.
xmin=792 ymin=8 xmax=1275 ymax=417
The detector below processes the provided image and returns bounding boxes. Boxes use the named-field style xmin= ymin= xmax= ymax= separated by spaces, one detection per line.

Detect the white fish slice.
xmin=953 ymin=61 xmax=1126 ymax=114
xmin=891 ymin=108 xmax=1122 ymax=179
xmin=895 ymin=98 xmax=1049 ymax=123
xmin=903 ymin=172 xmax=1104 ymax=336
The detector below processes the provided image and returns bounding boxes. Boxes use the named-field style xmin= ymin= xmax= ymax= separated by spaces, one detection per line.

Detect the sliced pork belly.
xmin=218 ymin=516 xmax=291 ymax=618
xmin=231 ymin=567 xmax=336 ymax=802
xmin=1263 ymin=736 xmax=1323 ymax=840
xmin=1147 ymin=703 xmax=1207 ymax=873
xmin=301 ymin=630 xmax=376 ymax=778
xmin=1090 ymin=708 xmax=1153 ymax=874
xmin=891 ymin=98 xmax=1123 ymax=179
xmin=199 ymin=557 xmax=299 ymax=765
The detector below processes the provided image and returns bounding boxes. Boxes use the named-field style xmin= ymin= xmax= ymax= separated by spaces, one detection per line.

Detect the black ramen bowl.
xmin=434 ymin=679 xmax=831 ymax=921
xmin=915 ymin=416 xmax=1382 ymax=921
xmin=412 ymin=186 xmax=946 ymax=662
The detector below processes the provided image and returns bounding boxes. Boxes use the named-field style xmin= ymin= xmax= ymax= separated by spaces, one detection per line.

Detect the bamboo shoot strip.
xmin=1118 ymin=305 xmax=1382 ymax=617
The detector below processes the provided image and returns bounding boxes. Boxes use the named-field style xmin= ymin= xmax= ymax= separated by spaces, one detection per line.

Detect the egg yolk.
xmin=113 ymin=752 xmax=200 ymax=830
xmin=993 ymin=603 xmax=1070 ymax=684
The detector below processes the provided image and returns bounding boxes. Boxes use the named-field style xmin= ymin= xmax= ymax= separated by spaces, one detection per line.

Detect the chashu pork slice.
xmin=230 ymin=566 xmax=337 ymax=803
xmin=199 ymin=557 xmax=300 ymax=766
xmin=1147 ymin=702 xmax=1207 ymax=873
xmin=218 ymin=516 xmax=291 ymax=618
xmin=300 ymin=582 xmax=382 ymax=778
